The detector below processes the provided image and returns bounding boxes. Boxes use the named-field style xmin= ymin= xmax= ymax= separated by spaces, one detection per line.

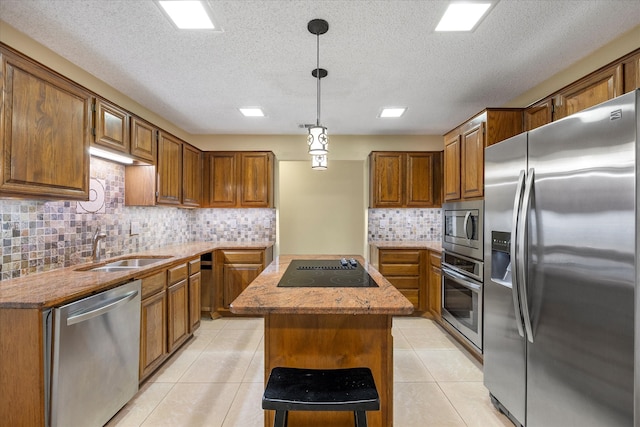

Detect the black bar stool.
xmin=262 ymin=367 xmax=380 ymax=427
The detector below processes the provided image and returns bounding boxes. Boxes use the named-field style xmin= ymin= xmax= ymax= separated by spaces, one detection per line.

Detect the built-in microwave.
xmin=442 ymin=200 xmax=484 ymax=261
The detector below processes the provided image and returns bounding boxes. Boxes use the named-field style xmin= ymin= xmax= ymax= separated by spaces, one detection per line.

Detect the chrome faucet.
xmin=91 ymin=226 xmax=107 ymax=262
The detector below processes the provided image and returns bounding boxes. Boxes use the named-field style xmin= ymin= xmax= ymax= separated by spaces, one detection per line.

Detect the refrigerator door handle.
xmin=510 ymin=169 xmax=526 ymax=337
xmin=518 ymin=168 xmax=535 ymax=343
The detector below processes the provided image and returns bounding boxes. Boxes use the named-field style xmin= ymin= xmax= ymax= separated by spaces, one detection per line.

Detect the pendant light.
xmin=311 ymin=154 xmax=328 ymax=170
xmin=307 ymin=19 xmax=329 ymax=157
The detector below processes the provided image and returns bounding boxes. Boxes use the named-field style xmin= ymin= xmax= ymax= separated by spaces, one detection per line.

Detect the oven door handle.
xmin=442 ymin=267 xmax=481 ymax=292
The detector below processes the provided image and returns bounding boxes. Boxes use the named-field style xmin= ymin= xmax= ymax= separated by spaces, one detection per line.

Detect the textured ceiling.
xmin=1 ymin=0 xmax=639 ymax=136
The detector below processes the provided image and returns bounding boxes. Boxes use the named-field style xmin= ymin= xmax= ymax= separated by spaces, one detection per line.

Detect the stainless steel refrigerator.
xmin=483 ymin=90 xmax=638 ymax=427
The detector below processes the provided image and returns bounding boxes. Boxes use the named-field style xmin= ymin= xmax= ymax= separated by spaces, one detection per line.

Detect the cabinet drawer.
xmin=386 ymin=276 xmax=420 ymax=290
xmin=223 ymin=251 xmax=263 ymax=264
xmin=429 ymin=252 xmax=441 ymax=268
xmin=189 ymin=259 xmax=201 ymax=275
xmin=141 ymin=271 xmax=166 ymax=299
xmin=379 ymin=250 xmax=420 ymax=264
xmin=167 ymin=264 xmax=188 ymax=285
xmin=379 ymin=263 xmax=420 ymax=277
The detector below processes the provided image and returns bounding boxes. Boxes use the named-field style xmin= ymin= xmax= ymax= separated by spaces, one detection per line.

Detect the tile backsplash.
xmin=368 ymin=208 xmax=442 ymax=242
xmin=0 ymin=158 xmax=275 ymax=281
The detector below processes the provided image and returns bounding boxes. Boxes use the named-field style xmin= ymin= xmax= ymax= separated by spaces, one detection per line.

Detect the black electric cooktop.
xmin=277 ymin=259 xmax=378 ymax=288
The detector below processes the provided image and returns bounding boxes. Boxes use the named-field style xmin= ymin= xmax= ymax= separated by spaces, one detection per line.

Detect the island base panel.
xmin=264 ymin=313 xmax=393 ymax=427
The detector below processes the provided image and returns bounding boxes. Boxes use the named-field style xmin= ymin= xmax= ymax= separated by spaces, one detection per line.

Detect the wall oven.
xmin=441 ymin=251 xmax=483 ymax=351
xmin=442 ymin=200 xmax=484 ymax=260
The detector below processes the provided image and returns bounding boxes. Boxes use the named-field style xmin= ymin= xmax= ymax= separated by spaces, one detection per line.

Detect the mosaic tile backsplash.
xmin=368 ymin=208 xmax=442 ymax=242
xmin=0 ymin=158 xmax=276 ymax=281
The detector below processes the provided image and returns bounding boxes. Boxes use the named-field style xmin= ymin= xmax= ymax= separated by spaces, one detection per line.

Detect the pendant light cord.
xmin=316 ymin=32 xmax=321 ymax=127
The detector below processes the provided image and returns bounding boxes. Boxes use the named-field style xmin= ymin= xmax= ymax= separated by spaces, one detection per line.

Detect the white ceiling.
xmin=1 ymin=1 xmax=639 ymax=136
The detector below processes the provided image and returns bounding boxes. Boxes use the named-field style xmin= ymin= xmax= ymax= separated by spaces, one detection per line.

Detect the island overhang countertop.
xmin=230 ymin=254 xmax=414 ymax=316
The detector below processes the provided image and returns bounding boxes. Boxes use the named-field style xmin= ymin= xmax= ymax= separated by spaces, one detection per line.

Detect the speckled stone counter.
xmin=0 ymin=241 xmax=274 ymax=309
xmin=230 ymin=255 xmax=414 ymax=316
xmin=230 ymin=255 xmax=412 ymax=427
xmin=369 ymin=240 xmax=442 ymax=252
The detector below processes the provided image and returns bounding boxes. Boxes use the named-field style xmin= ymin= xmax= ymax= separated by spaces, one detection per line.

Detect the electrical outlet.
xmin=130 ymin=221 xmax=141 ymax=235
xmin=379 ymin=219 xmax=388 ymax=229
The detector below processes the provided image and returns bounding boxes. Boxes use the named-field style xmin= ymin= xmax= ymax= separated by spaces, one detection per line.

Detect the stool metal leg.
xmin=354 ymin=410 xmax=368 ymax=427
xmin=273 ymin=410 xmax=288 ymax=427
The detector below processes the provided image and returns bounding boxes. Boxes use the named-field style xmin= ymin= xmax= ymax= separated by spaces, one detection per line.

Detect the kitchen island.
xmin=230 ymin=255 xmax=414 ymax=427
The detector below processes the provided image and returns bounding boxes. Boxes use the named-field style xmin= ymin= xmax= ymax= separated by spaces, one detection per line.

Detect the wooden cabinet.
xmin=188 ymin=258 xmax=201 ymax=331
xmin=554 ymin=63 xmax=623 ymax=121
xmin=443 ymin=109 xmax=523 ymax=202
xmin=214 ymin=247 xmax=273 ymax=314
xmin=427 ymin=251 xmax=442 ymax=320
xmin=0 ymin=45 xmax=92 ymax=200
xmin=157 ymin=132 xmax=183 ymax=206
xmin=130 ymin=116 xmax=157 ymax=163
xmin=203 ymin=151 xmax=274 ymax=208
xmin=524 ymin=97 xmax=553 ymax=131
xmin=139 ymin=271 xmax=168 ymax=381
xmin=167 ymin=263 xmax=190 ymax=352
xmin=376 ymin=249 xmax=427 ymax=311
xmin=93 ymin=97 xmax=129 ymax=153
xmin=623 ymin=50 xmax=640 ymax=93
xmin=182 ymin=143 xmax=202 ymax=207
xmin=369 ymin=151 xmax=442 ymax=208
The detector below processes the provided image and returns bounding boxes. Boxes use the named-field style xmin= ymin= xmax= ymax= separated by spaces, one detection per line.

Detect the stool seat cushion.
xmin=262 ymin=367 xmax=380 ymax=412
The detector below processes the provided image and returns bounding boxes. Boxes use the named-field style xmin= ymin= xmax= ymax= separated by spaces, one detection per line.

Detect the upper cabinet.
xmin=156 ymin=132 xmax=183 ymax=206
xmin=94 ymin=98 xmax=129 ymax=153
xmin=369 ymin=151 xmax=442 ymax=208
xmin=525 ymin=48 xmax=639 ymax=131
xmin=130 ymin=116 xmax=157 ymax=164
xmin=0 ymin=45 xmax=92 ymax=200
xmin=182 ymin=143 xmax=202 ymax=208
xmin=203 ymin=151 xmax=274 ymax=208
xmin=444 ymin=109 xmax=523 ymax=202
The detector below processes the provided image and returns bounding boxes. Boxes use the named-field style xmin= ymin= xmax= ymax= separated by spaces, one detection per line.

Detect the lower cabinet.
xmin=167 ymin=263 xmax=190 ymax=353
xmin=428 ymin=252 xmax=442 ymax=320
xmin=139 ymin=271 xmax=168 ymax=380
xmin=214 ymin=247 xmax=273 ymax=315
xmin=188 ymin=259 xmax=201 ymax=331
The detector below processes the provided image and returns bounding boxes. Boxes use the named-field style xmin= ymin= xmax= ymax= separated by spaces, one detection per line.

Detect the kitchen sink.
xmin=75 ymin=256 xmax=172 ymax=272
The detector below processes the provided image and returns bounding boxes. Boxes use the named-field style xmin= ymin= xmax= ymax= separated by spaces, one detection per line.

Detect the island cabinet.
xmin=376 ymin=249 xmax=427 ymax=311
xmin=444 ymin=109 xmax=523 ymax=201
xmin=203 ymin=151 xmax=275 ymax=208
xmin=214 ymin=247 xmax=273 ymax=315
xmin=0 ymin=44 xmax=92 ymax=200
xmin=428 ymin=251 xmax=442 ymax=320
xmin=139 ymin=270 xmax=168 ymax=381
xmin=369 ymin=151 xmax=442 ymax=208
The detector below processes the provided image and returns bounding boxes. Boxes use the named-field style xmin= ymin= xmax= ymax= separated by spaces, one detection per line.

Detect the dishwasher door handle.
xmin=67 ymin=290 xmax=139 ymax=326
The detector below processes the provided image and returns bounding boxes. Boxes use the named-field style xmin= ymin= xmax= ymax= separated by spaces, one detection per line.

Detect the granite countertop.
xmin=0 ymin=241 xmax=274 ymax=309
xmin=229 ymin=255 xmax=415 ymax=316
xmin=369 ymin=240 xmax=442 ymax=252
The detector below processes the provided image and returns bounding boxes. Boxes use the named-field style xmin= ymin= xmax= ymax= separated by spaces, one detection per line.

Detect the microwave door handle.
xmin=463 ymin=211 xmax=472 ymax=241
xmin=511 ymin=170 xmax=526 ymax=338
xmin=518 ymin=168 xmax=535 ymax=343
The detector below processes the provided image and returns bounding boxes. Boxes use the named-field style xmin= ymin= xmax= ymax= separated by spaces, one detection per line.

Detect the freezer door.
xmin=483 ymin=133 xmax=527 ymax=426
xmin=525 ymin=92 xmax=636 ymax=426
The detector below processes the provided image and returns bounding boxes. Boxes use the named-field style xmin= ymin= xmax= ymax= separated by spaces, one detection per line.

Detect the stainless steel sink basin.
xmin=75 ymin=256 xmax=172 ymax=272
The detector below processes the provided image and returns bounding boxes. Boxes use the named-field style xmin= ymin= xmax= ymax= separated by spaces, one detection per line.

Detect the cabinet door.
xmin=167 ymin=279 xmax=189 ymax=352
xmin=182 ymin=144 xmax=202 ymax=207
xmin=94 ymin=98 xmax=129 ymax=153
xmin=239 ymin=152 xmax=272 ymax=207
xmin=524 ymin=98 xmax=553 ymax=131
xmin=406 ymin=152 xmax=441 ymax=207
xmin=130 ymin=116 xmax=157 ymax=163
xmin=443 ymin=133 xmax=461 ymax=201
xmin=206 ymin=152 xmax=237 ymax=207
xmin=622 ymin=50 xmax=640 ymax=93
xmin=378 ymin=250 xmax=425 ymax=310
xmin=157 ymin=132 xmax=182 ymax=205
xmin=428 ymin=252 xmax=442 ymax=319
xmin=0 ymin=47 xmax=91 ymax=200
xmin=461 ymin=122 xmax=484 ymax=199
xmin=222 ymin=263 xmax=262 ymax=308
xmin=554 ymin=64 xmax=623 ymax=120
xmin=370 ymin=152 xmax=404 ymax=207
xmin=189 ymin=271 xmax=201 ymax=332
xmin=140 ymin=290 xmax=167 ymax=380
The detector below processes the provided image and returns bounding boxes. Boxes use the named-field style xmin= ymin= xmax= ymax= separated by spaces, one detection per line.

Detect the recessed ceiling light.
xmin=435 ymin=2 xmax=493 ymax=32
xmin=239 ymin=107 xmax=265 ymax=117
xmin=157 ymin=1 xmax=218 ymax=30
xmin=379 ymin=108 xmax=407 ymax=118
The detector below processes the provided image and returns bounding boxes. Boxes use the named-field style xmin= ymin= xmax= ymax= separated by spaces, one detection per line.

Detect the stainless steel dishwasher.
xmin=46 ymin=280 xmax=141 ymax=427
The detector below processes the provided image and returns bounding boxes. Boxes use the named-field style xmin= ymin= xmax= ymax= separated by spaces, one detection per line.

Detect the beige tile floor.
xmin=107 ymin=316 xmax=512 ymax=427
